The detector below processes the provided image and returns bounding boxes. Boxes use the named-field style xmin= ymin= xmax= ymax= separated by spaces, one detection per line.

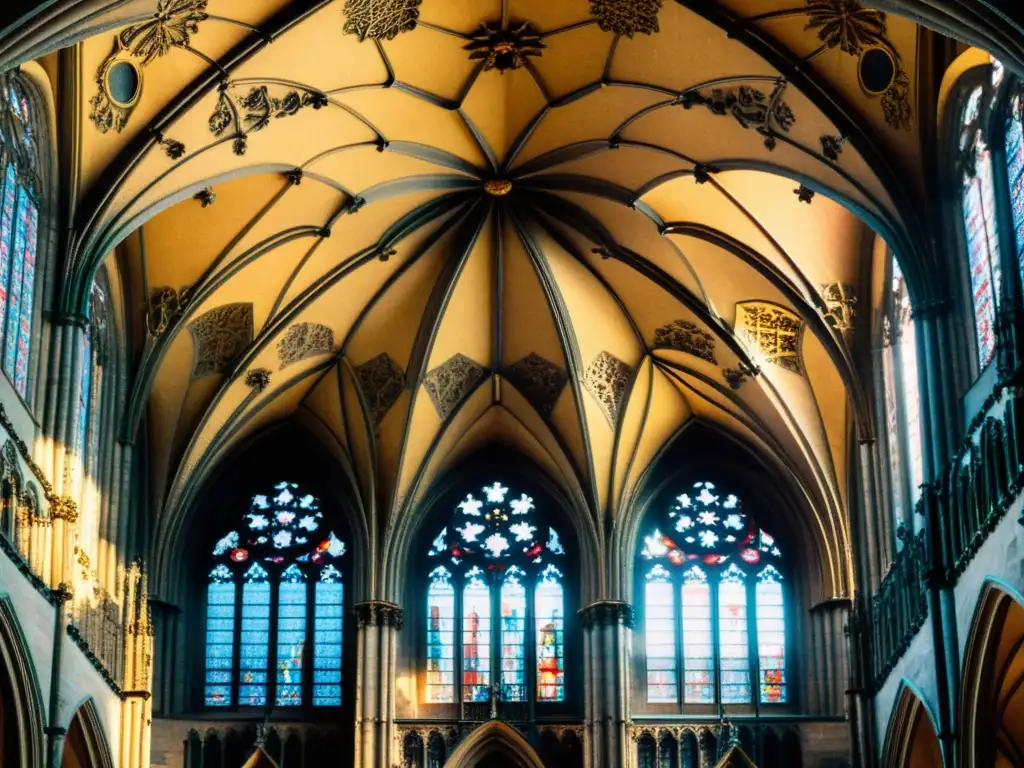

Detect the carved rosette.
xmin=579 ymin=600 xmax=635 ymax=630
xmin=353 ymin=600 xmax=404 ymax=630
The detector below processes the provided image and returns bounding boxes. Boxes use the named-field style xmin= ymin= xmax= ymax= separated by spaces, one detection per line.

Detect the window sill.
xmin=0 ymin=369 xmax=38 ymax=448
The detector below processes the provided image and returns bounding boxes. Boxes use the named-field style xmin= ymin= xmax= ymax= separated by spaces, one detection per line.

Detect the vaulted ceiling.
xmin=54 ymin=0 xmax=942 ymax=598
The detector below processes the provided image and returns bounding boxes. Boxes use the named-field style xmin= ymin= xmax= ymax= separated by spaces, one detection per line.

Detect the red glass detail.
xmin=451 ymin=547 xmax=463 ymax=558
xmin=266 ymin=556 xmax=284 ymax=564
xmin=660 ymin=534 xmax=679 ymax=549
xmin=310 ymin=552 xmax=323 ymax=564
xmin=742 ymin=530 xmax=755 ymax=546
xmin=667 ymin=549 xmax=685 ymax=565
xmin=525 ymin=543 xmax=543 ymax=558
xmin=702 ymin=554 xmax=724 ymax=566
xmin=316 ymin=539 xmax=331 ymax=552
xmin=740 ymin=548 xmax=760 ymax=564
xmin=230 ymin=548 xmax=248 ymax=562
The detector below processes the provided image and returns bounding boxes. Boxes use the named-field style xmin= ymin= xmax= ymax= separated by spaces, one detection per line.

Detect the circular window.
xmin=859 ymin=47 xmax=896 ymax=96
xmin=105 ymin=60 xmax=141 ymax=107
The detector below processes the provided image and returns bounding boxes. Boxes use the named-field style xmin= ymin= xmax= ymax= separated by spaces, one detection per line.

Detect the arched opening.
xmin=883 ymin=684 xmax=942 ymax=768
xmin=60 ymin=701 xmax=113 ymax=768
xmin=0 ymin=597 xmax=43 ymax=768
xmin=443 ymin=721 xmax=545 ymax=768
xmin=960 ymin=582 xmax=1024 ymax=767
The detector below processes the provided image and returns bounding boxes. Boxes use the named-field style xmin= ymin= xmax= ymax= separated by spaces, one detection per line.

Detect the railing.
xmin=395 ymin=720 xmax=584 ymax=767
xmin=859 ymin=384 xmax=1024 ymax=692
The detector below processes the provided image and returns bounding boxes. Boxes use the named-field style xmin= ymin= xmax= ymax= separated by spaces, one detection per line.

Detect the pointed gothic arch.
xmin=959 ymin=580 xmax=1024 ymax=768
xmin=0 ymin=596 xmax=44 ymax=768
xmin=61 ymin=698 xmax=114 ymax=768
xmin=882 ymin=681 xmax=943 ymax=768
xmin=444 ymin=721 xmax=545 ymax=768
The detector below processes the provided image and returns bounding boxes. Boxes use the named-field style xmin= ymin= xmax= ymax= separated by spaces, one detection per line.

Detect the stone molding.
xmin=579 ymin=600 xmax=635 ymax=629
xmin=354 ymin=600 xmax=404 ymax=630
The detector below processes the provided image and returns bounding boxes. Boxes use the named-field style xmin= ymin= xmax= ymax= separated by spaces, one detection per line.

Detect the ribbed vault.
xmin=60 ymin=0 xmax=934 ymax=600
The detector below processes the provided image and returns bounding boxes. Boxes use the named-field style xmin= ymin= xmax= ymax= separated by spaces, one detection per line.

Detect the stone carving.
xmin=355 ymin=353 xmax=406 ymax=428
xmin=723 ymin=363 xmax=757 ymax=390
xmin=245 ymin=368 xmax=271 ymax=393
xmin=653 ymin=320 xmax=717 ymax=364
xmin=881 ymin=69 xmax=913 ymax=131
xmin=146 ymin=286 xmax=190 ymax=338
xmin=423 ymin=353 xmax=486 ymax=420
xmin=187 ymin=303 xmax=253 ymax=379
xmin=89 ymin=0 xmax=208 ymax=133
xmin=502 ymin=353 xmax=568 ymax=419
xmin=582 ymin=351 xmax=633 ymax=426
xmin=590 ymin=0 xmax=662 ymax=37
xmin=193 ymin=187 xmax=215 ymax=207
xmin=736 ymin=302 xmax=804 ymax=375
xmin=820 ymin=134 xmax=844 ymax=161
xmin=579 ymin=600 xmax=635 ymax=629
xmin=682 ymin=81 xmax=795 ymax=151
xmin=464 ymin=21 xmax=545 ymax=73
xmin=794 ymin=185 xmax=815 ymax=203
xmin=821 ymin=283 xmax=857 ymax=344
xmin=353 ymin=600 xmax=404 ymax=629
xmin=51 ymin=495 xmax=79 ymax=523
xmin=208 ymin=85 xmax=328 ymax=141
xmin=342 ymin=0 xmax=421 ymax=41
xmin=277 ymin=323 xmax=334 ymax=368
xmin=803 ymin=0 xmax=888 ymax=55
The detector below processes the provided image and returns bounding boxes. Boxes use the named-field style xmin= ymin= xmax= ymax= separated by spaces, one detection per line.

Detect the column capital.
xmin=353 ymin=600 xmax=404 ymax=630
xmin=578 ymin=600 xmax=635 ymax=629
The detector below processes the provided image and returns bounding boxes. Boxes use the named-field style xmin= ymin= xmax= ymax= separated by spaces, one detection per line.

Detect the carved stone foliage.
xmin=187 ymin=303 xmax=253 ymax=379
xmin=653 ymin=320 xmax=717 ymax=364
xmin=803 ymin=0 xmax=888 ymax=55
xmin=146 ymin=286 xmax=190 ymax=338
xmin=355 ymin=353 xmax=406 ymax=428
xmin=354 ymin=600 xmax=404 ymax=629
xmin=881 ymin=69 xmax=912 ymax=131
xmin=423 ymin=353 xmax=486 ymax=420
xmin=682 ymin=81 xmax=795 ymax=151
xmin=502 ymin=353 xmax=568 ymax=419
xmin=590 ymin=0 xmax=662 ymax=37
xmin=464 ymin=21 xmax=545 ymax=73
xmin=582 ymin=351 xmax=633 ymax=426
xmin=342 ymin=0 xmax=421 ymax=41
xmin=208 ymin=84 xmax=328 ymax=151
xmin=90 ymin=0 xmax=208 ymax=133
xmin=821 ymin=283 xmax=857 ymax=344
xmin=735 ymin=302 xmax=804 ymax=375
xmin=277 ymin=323 xmax=334 ymax=368
xmin=245 ymin=368 xmax=271 ymax=393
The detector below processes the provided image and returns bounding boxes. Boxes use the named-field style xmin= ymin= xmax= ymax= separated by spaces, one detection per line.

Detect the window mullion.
xmin=456 ymin=573 xmax=465 ymax=716
xmin=268 ymin=572 xmax=281 ymax=708
xmin=712 ymin=572 xmax=722 ymax=717
xmin=305 ymin=574 xmax=314 ymax=709
xmin=748 ymin=576 xmax=761 ymax=712
xmin=675 ymin=572 xmax=684 ymax=712
xmin=232 ymin=577 xmax=242 ymax=711
xmin=526 ymin=573 xmax=536 ymax=721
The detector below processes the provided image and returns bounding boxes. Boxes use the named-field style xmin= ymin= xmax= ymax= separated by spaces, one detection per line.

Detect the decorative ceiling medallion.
xmin=423 ymin=354 xmax=486 ymax=421
xmin=89 ymin=0 xmax=208 ymax=133
xmin=245 ymin=368 xmax=271 ymax=393
xmin=342 ymin=0 xmax=421 ymax=41
xmin=277 ymin=323 xmax=334 ymax=368
xmin=682 ymin=82 xmax=795 ymax=151
xmin=484 ymin=180 xmax=513 ymax=196
xmin=355 ymin=353 xmax=406 ymax=428
xmin=821 ymin=283 xmax=857 ymax=344
xmin=187 ymin=303 xmax=253 ymax=379
xmin=582 ymin=351 xmax=633 ymax=427
xmin=590 ymin=0 xmax=662 ymax=37
xmin=464 ymin=21 xmax=545 ymax=73
xmin=803 ymin=0 xmax=888 ymax=55
xmin=503 ymin=353 xmax=568 ymax=419
xmin=735 ymin=302 xmax=804 ymax=376
xmin=653 ymin=320 xmax=717 ymax=365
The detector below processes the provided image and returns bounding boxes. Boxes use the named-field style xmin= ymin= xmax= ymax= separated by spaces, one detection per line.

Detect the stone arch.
xmin=882 ymin=680 xmax=943 ymax=768
xmin=444 ymin=721 xmax=545 ymax=768
xmin=0 ymin=596 xmax=44 ymax=768
xmin=61 ymin=698 xmax=114 ymax=768
xmin=959 ymin=579 xmax=1024 ymax=768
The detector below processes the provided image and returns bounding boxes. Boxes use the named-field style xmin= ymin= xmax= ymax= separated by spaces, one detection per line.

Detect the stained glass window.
xmin=203 ymin=481 xmax=347 ymax=708
xmin=1006 ymin=92 xmax=1024 ymax=282
xmin=0 ymin=75 xmax=41 ymax=400
xmin=639 ymin=481 xmax=786 ymax=706
xmin=961 ymin=85 xmax=1002 ymax=369
xmin=424 ymin=480 xmax=568 ymax=706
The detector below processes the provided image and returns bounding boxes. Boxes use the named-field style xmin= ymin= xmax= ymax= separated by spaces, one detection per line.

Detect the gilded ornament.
xmin=484 ymin=179 xmax=513 ymax=196
xmin=821 ymin=283 xmax=857 ymax=343
xmin=582 ymin=350 xmax=633 ymax=426
xmin=464 ymin=21 xmax=545 ymax=73
xmin=590 ymin=0 xmax=662 ymax=37
xmin=736 ymin=303 xmax=804 ymax=375
xmin=51 ymin=496 xmax=79 ymax=523
xmin=342 ymin=0 xmax=421 ymax=41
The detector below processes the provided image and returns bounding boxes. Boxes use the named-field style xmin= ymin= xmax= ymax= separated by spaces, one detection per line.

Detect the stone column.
xmin=45 ymin=583 xmax=73 ymax=768
xmin=579 ymin=600 xmax=633 ymax=768
xmin=354 ymin=600 xmax=403 ymax=768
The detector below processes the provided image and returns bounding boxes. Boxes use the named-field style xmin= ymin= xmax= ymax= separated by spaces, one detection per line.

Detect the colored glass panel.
xmin=77 ymin=325 xmax=91 ymax=466
xmin=718 ymin=564 xmax=750 ymax=704
xmin=962 ymin=128 xmax=1002 ymax=369
xmin=756 ymin=566 xmax=787 ymax=704
xmin=500 ymin=567 xmax=527 ymax=701
xmin=0 ymin=165 xmax=16 ymax=334
xmin=4 ymin=187 xmax=28 ymax=381
xmin=462 ymin=568 xmax=491 ymax=702
xmin=1006 ymin=103 xmax=1024 ymax=279
xmin=313 ymin=565 xmax=343 ymax=706
xmin=239 ymin=564 xmax=270 ymax=706
xmin=13 ymin=195 xmax=35 ymax=396
xmin=881 ymin=337 xmax=903 ymax=528
xmin=681 ymin=566 xmax=714 ymax=704
xmin=276 ymin=564 xmax=306 ymax=707
xmin=535 ymin=564 xmax=564 ymax=702
xmin=426 ymin=566 xmax=455 ymax=703
xmin=644 ymin=565 xmax=678 ymax=703
xmin=204 ymin=566 xmax=235 ymax=707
